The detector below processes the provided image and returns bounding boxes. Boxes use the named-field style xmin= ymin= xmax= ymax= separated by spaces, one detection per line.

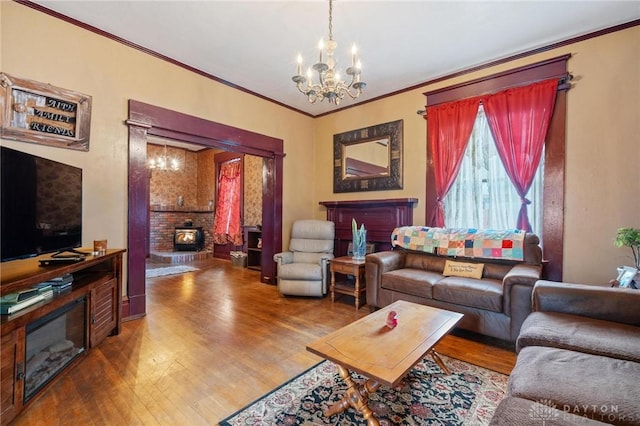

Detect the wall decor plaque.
xmin=0 ymin=73 xmax=92 ymax=151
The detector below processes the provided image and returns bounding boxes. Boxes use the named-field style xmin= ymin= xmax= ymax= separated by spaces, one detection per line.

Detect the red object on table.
xmin=386 ymin=310 xmax=398 ymax=329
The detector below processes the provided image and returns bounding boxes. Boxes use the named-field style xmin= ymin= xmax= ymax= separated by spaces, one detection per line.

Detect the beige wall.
xmin=315 ymin=26 xmax=640 ymax=285
xmin=2 ymin=2 xmax=638 ymax=285
xmin=1 ymin=2 xmax=316 ymax=276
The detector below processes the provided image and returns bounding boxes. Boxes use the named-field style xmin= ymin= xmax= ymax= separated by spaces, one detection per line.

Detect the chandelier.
xmin=292 ymin=0 xmax=366 ymax=105
xmin=148 ymin=144 xmax=179 ymax=171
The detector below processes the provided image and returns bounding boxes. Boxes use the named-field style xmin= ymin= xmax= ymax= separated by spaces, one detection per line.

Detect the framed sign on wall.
xmin=0 ymin=73 xmax=92 ymax=151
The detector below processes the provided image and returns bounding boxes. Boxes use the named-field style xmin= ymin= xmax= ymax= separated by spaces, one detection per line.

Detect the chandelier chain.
xmin=328 ymin=0 xmax=333 ymax=41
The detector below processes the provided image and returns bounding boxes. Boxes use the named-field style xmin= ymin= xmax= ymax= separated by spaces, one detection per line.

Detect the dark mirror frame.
xmin=333 ymin=119 xmax=403 ymax=193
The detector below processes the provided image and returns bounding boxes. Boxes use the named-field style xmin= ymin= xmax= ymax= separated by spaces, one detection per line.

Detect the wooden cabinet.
xmin=0 ymin=249 xmax=124 ymax=425
xmin=245 ymin=228 xmax=262 ymax=271
xmin=90 ymin=278 xmax=118 ymax=348
xmin=0 ymin=328 xmax=24 ymax=423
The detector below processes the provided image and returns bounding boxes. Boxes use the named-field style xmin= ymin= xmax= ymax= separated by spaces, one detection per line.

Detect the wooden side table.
xmin=330 ymin=256 xmax=366 ymax=309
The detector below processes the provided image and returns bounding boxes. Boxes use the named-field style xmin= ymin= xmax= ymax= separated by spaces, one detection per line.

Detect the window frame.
xmin=424 ymin=55 xmax=571 ymax=281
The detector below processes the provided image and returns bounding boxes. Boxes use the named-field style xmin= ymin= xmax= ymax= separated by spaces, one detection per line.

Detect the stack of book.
xmin=35 ymin=273 xmax=74 ymax=293
xmin=1 ymin=288 xmax=47 ymax=315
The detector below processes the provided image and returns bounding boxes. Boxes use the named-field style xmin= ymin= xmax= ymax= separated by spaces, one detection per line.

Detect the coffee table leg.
xmin=429 ymin=349 xmax=451 ymax=375
xmin=324 ymin=364 xmax=381 ymax=426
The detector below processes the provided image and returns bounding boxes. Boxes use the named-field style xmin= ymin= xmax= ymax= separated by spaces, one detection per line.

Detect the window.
xmin=444 ymin=107 xmax=544 ymax=240
xmin=424 ymin=55 xmax=570 ymax=280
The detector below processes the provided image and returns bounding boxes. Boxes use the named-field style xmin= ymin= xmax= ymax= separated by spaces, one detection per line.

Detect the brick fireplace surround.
xmin=149 ymin=205 xmax=213 ymax=264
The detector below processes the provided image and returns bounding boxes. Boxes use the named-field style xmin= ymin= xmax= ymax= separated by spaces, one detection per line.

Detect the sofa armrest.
xmin=273 ymin=251 xmax=293 ymax=264
xmin=532 ymin=280 xmax=640 ymax=326
xmin=502 ymin=264 xmax=542 ymax=338
xmin=365 ymin=250 xmax=406 ymax=308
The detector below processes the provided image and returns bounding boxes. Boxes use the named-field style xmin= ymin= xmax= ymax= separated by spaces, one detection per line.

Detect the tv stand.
xmin=1 ymin=249 xmax=124 ymax=425
xmin=51 ymin=248 xmax=90 ymax=258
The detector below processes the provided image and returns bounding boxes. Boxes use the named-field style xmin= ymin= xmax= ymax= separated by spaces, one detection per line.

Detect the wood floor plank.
xmin=10 ymin=257 xmax=516 ymax=425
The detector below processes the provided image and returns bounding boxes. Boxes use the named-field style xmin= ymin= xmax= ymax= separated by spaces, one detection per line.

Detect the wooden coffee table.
xmin=306 ymin=300 xmax=463 ymax=426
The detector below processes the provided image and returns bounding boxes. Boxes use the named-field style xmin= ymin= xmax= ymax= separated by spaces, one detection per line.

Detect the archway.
xmin=126 ymin=100 xmax=283 ymax=318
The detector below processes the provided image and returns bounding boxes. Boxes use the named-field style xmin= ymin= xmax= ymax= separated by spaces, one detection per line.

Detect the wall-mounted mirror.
xmin=333 ymin=119 xmax=403 ymax=193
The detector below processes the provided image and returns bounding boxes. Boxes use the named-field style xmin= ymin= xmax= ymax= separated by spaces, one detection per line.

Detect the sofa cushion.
xmin=490 ymin=396 xmax=609 ymax=425
xmin=509 ymin=346 xmax=640 ymax=426
xmin=432 ymin=276 xmax=503 ymax=312
xmin=277 ymin=263 xmax=322 ymax=281
xmin=517 ymin=312 xmax=640 ymax=362
xmin=380 ymin=269 xmax=441 ymax=299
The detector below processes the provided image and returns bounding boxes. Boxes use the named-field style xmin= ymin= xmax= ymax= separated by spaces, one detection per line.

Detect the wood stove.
xmin=173 ymin=227 xmax=204 ymax=251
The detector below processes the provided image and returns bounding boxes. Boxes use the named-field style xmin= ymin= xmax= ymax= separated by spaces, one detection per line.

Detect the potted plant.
xmin=614 ymin=227 xmax=640 ymax=289
xmin=614 ymin=227 xmax=640 ymax=269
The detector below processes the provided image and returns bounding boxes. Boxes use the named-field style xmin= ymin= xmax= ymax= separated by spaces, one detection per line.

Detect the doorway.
xmin=126 ymin=100 xmax=284 ymax=319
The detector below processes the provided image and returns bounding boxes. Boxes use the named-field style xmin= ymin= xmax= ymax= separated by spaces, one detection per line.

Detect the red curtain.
xmin=482 ymin=79 xmax=558 ymax=232
xmin=213 ymin=160 xmax=243 ymax=246
xmin=427 ymin=97 xmax=480 ymax=227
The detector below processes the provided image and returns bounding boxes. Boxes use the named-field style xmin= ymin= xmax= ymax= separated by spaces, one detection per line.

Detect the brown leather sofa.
xmin=365 ymin=233 xmax=542 ymax=342
xmin=491 ymin=281 xmax=640 ymax=425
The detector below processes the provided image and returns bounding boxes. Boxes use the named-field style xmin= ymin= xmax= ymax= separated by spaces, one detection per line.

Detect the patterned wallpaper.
xmin=149 ymin=145 xmax=263 ymax=237
xmin=149 ymin=144 xmax=202 ymax=208
xmin=197 ymin=149 xmax=216 ymax=208
xmin=243 ymin=155 xmax=263 ymax=226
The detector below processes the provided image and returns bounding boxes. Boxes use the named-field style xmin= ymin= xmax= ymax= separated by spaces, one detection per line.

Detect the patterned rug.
xmin=145 ymin=265 xmax=199 ymax=278
xmin=219 ymin=354 xmax=508 ymax=425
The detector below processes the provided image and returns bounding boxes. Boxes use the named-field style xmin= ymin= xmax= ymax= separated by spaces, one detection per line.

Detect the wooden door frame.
xmin=125 ymin=100 xmax=283 ymax=319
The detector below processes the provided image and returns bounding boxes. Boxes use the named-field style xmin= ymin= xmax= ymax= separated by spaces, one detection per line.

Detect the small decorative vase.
xmin=177 ymin=195 xmax=184 ymax=207
xmin=352 ymin=229 xmax=367 ymax=260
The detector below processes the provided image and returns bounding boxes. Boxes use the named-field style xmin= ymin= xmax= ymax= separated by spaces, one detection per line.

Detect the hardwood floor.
xmin=12 ymin=258 xmax=516 ymax=425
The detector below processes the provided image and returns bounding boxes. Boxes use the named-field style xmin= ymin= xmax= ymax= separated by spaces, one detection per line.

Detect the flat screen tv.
xmin=1 ymin=146 xmax=83 ymax=262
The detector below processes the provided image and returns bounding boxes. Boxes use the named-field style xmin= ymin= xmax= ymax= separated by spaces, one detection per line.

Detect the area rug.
xmin=145 ymin=265 xmax=199 ymax=278
xmin=219 ymin=354 xmax=508 ymax=425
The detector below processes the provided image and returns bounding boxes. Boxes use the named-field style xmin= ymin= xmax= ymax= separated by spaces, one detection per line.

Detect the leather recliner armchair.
xmin=273 ymin=220 xmax=335 ymax=297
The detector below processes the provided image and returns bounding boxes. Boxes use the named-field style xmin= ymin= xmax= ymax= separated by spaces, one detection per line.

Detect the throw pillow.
xmin=443 ymin=260 xmax=484 ymax=279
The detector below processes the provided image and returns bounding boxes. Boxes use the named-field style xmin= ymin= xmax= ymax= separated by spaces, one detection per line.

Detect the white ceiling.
xmin=35 ymin=1 xmax=639 ymax=117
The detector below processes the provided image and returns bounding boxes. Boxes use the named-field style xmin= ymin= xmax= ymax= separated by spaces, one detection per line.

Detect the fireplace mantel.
xmin=319 ymin=198 xmax=418 ymax=256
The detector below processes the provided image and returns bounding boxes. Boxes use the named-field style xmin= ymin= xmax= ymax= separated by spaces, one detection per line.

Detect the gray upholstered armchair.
xmin=273 ymin=220 xmax=335 ymax=297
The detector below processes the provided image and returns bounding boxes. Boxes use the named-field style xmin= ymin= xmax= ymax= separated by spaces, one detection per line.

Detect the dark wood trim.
xmin=424 ymin=59 xmax=567 ymax=281
xmin=423 ymin=55 xmax=571 ymax=106
xmin=319 ymin=198 xmax=418 ymax=209
xmin=542 ymin=91 xmax=566 ymax=281
xmin=127 ymin=123 xmax=149 ymax=317
xmin=127 ymin=101 xmax=283 ymax=318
